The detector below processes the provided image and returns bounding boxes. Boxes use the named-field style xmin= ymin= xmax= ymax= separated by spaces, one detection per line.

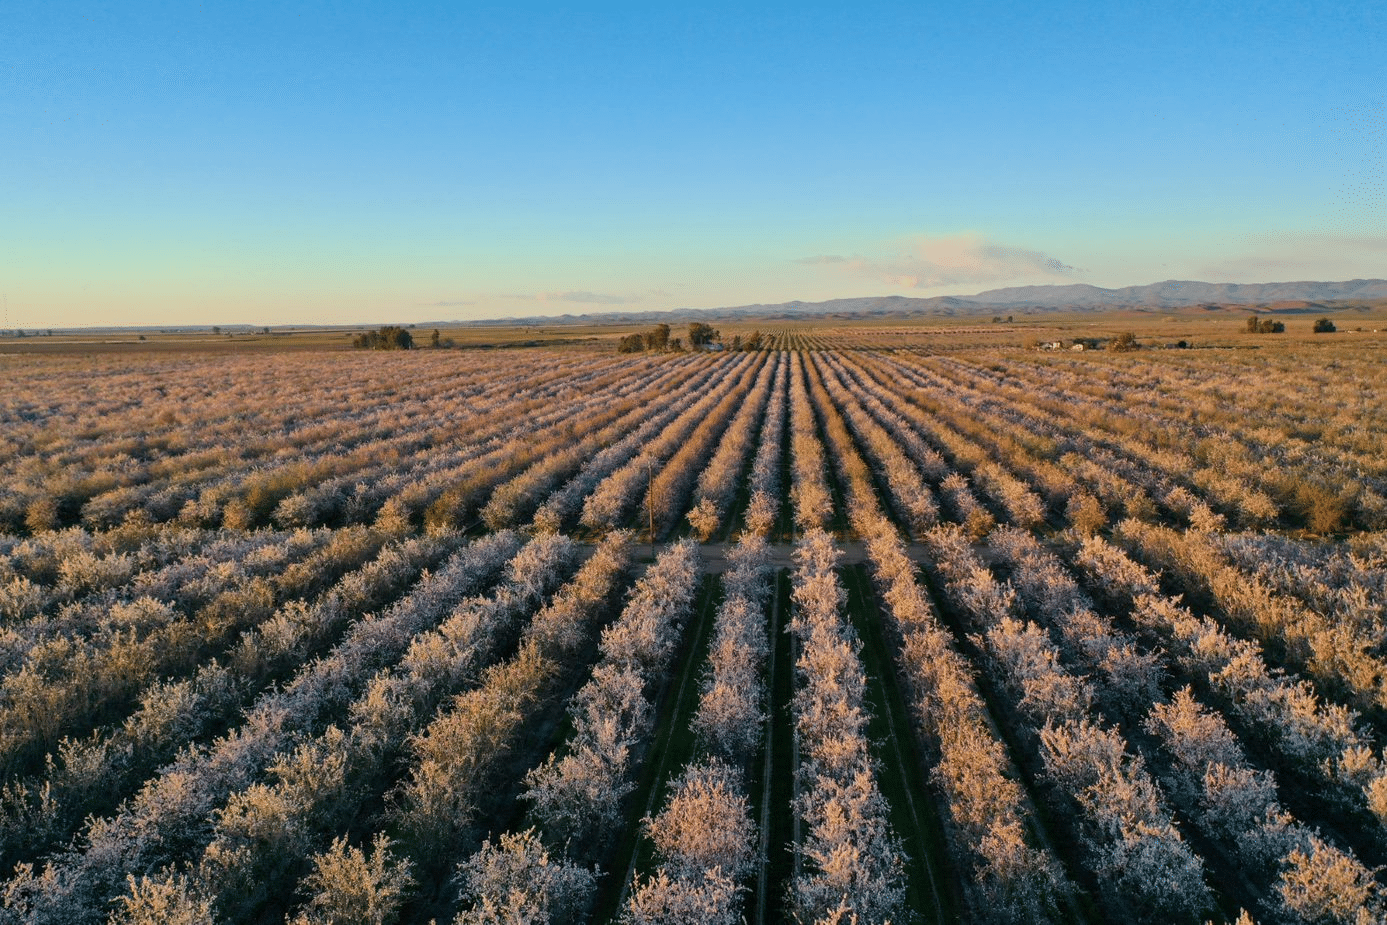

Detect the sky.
xmin=2 ymin=1 xmax=1384 ymax=327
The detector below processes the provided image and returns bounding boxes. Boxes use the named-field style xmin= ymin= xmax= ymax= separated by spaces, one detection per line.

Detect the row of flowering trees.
xmin=858 ymin=518 xmax=1063 ymax=922
xmin=1115 ymin=518 xmax=1387 ymax=714
xmin=923 ymin=525 xmax=1212 ymax=922
xmin=807 ymin=340 xmax=1209 ymax=921
xmin=788 ymin=353 xmax=833 ymax=533
xmin=481 ymin=357 xmax=729 ymax=531
xmin=641 ymin=354 xmax=772 ymax=538
xmin=452 ymin=540 xmax=701 ymax=923
xmin=581 ymin=356 xmax=760 ymax=532
xmin=686 ymin=354 xmax=781 ymax=540
xmin=876 ymin=347 xmax=1382 ymax=531
xmin=166 ymin=533 xmax=581 ymax=921
xmin=4 ymin=341 xmax=1386 ymax=923
xmin=802 ymin=350 xmax=1066 ymax=922
xmin=6 ymin=531 xmax=519 ymax=924
xmin=530 ymin=360 xmax=731 ymax=534
xmin=1075 ymin=535 xmax=1387 ymax=845
xmin=807 ymin=345 xmax=1387 ymax=919
xmin=814 ymin=353 xmax=939 ymax=536
xmin=986 ymin=526 xmax=1387 ymax=924
xmin=780 ymin=358 xmax=916 ymax=922
xmin=117 ymin=531 xmax=637 ymax=925
xmin=788 ymin=530 xmax=908 ymax=924
xmin=623 ymin=534 xmax=772 ymax=923
xmin=0 ymin=525 xmax=430 ymax=866
xmin=2 ymin=349 xmax=677 ymax=536
xmin=740 ymin=356 xmax=788 ymax=538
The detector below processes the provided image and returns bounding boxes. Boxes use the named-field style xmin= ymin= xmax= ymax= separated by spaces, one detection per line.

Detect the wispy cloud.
xmin=547 ymin=291 xmax=640 ymax=305
xmin=1239 ymin=232 xmax=1387 ymax=252
xmin=502 ymin=291 xmax=642 ymax=305
xmin=798 ymin=232 xmax=1078 ymax=290
xmin=417 ymin=299 xmax=476 ymax=307
xmin=1196 ymin=232 xmax=1387 ymax=280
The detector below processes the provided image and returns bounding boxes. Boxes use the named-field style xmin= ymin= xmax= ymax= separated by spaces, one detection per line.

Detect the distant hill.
xmin=455 ymin=279 xmax=1387 ymax=325
xmin=962 ymin=278 xmax=1387 ymax=306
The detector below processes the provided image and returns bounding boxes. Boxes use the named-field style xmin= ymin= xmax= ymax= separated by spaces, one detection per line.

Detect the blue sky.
xmin=2 ymin=0 xmax=1383 ymax=326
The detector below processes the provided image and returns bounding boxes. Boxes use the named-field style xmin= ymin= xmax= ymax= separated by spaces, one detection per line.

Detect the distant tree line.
xmin=617 ymin=323 xmax=763 ymax=353
xmin=618 ymin=323 xmax=673 ymax=353
xmin=353 ymin=326 xmax=414 ymax=350
xmin=1247 ymin=315 xmax=1341 ymax=334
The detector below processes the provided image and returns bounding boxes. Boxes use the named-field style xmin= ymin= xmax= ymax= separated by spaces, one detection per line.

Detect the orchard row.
xmin=0 ymin=342 xmax=1384 ymax=923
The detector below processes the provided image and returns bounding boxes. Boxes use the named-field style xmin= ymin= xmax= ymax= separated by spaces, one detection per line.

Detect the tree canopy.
xmin=353 ymin=326 xmax=414 ymax=350
xmin=688 ymin=322 xmax=719 ymax=347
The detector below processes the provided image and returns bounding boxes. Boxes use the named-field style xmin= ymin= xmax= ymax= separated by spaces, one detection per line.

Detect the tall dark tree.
xmin=645 ymin=323 xmax=670 ymax=351
xmin=688 ymin=322 xmax=718 ymax=347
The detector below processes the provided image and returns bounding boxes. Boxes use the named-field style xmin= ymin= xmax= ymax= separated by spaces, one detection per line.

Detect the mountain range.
xmin=963 ymin=278 xmax=1387 ymax=306
xmin=456 ymin=279 xmax=1387 ymax=325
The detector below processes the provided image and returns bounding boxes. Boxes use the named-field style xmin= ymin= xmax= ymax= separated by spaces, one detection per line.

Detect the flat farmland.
xmin=1 ymin=332 xmax=1386 ymax=924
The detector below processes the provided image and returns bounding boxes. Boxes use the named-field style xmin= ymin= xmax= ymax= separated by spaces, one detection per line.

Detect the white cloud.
xmin=798 ymin=232 xmax=1078 ymax=290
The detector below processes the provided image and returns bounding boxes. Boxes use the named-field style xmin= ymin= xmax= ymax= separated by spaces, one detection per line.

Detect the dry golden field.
xmin=0 ymin=316 xmax=1385 ymax=924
